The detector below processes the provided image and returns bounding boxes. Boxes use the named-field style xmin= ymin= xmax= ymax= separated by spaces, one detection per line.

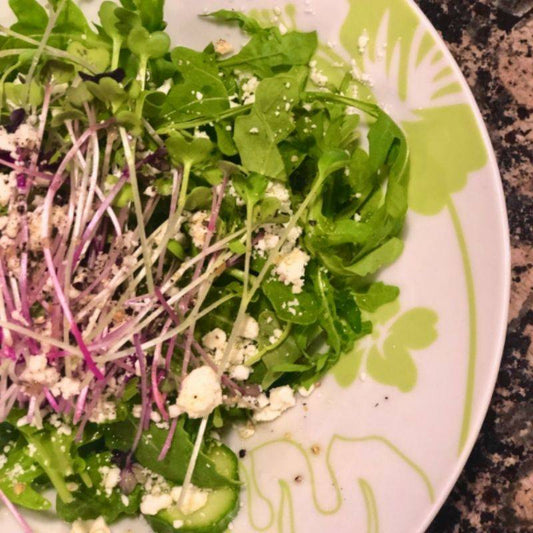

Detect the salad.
xmin=0 ymin=0 xmax=409 ymax=531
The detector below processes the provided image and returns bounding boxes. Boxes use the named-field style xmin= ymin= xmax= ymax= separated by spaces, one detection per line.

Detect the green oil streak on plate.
xmin=358 ymin=478 xmax=379 ymax=533
xmin=278 ymin=480 xmax=296 ymax=533
xmin=244 ymin=434 xmax=434 ymax=531
xmin=447 ymin=198 xmax=478 ymax=454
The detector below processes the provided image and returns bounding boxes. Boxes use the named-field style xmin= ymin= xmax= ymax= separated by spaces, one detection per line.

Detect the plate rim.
xmin=404 ymin=1 xmax=511 ymax=530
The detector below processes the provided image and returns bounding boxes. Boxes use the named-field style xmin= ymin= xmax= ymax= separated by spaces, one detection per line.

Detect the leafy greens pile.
xmin=0 ymin=0 xmax=408 ymax=531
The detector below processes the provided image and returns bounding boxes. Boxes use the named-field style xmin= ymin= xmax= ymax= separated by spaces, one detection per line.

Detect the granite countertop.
xmin=413 ymin=0 xmax=533 ymax=531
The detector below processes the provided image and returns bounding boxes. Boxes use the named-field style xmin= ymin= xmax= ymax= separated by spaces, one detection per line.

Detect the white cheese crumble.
xmin=98 ymin=465 xmax=121 ymax=496
xmin=88 ymin=399 xmax=117 ymax=423
xmin=230 ymin=364 xmax=251 ymax=381
xmin=140 ymin=493 xmax=174 ymax=515
xmin=274 ymin=247 xmax=310 ymax=293
xmin=187 ymin=210 xmax=210 ymax=249
xmin=298 ymin=384 xmax=315 ymax=397
xmin=241 ymin=76 xmax=259 ymax=105
xmin=265 ymin=181 xmax=291 ymax=212
xmin=309 ymin=60 xmax=328 ymax=87
xmin=253 ymin=386 xmax=296 ymax=422
xmin=203 ymin=328 xmax=227 ymax=352
xmin=170 ymin=486 xmax=209 ymax=515
xmin=51 ymin=377 xmax=82 ymax=400
xmin=20 ymin=354 xmax=60 ymax=387
xmin=240 ymin=315 xmax=259 ymax=339
xmin=176 ymin=366 xmax=222 ymax=418
xmin=0 ymin=172 xmax=14 ymax=207
xmin=269 ymin=328 xmax=283 ymax=344
xmin=237 ymin=422 xmax=256 ymax=439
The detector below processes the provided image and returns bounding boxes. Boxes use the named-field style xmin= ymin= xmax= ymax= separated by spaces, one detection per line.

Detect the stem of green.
xmin=158 ymin=104 xmax=253 ymax=134
xmin=25 ymin=0 xmax=66 ymax=104
xmin=304 ymin=91 xmax=379 ymax=118
xmin=111 ymin=38 xmax=121 ymax=71
xmin=119 ymin=127 xmax=154 ymax=294
xmin=0 ymin=27 xmax=97 ymax=72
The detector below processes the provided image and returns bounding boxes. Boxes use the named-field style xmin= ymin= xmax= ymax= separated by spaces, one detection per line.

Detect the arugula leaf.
xmin=234 ymin=68 xmax=307 ymax=179
xmin=232 ymin=173 xmax=268 ymax=208
xmin=217 ymin=24 xmax=317 ymax=78
xmin=204 ymin=10 xmax=262 ymax=34
xmin=262 ymin=277 xmax=319 ymax=325
xmin=163 ymin=46 xmax=229 ymax=123
xmin=354 ymin=282 xmax=400 ymax=312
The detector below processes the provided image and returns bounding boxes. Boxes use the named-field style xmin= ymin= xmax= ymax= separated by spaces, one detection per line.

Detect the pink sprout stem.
xmin=129 ymin=335 xmax=149 ymax=458
xmin=157 ymin=417 xmax=177 ymax=461
xmin=0 ymin=488 xmax=33 ymax=533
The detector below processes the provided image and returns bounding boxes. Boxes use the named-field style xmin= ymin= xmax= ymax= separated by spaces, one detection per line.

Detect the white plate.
xmin=0 ymin=1 xmax=510 ymax=532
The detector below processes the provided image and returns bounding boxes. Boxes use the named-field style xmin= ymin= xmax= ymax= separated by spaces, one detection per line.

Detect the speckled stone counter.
xmin=414 ymin=1 xmax=533 ymax=531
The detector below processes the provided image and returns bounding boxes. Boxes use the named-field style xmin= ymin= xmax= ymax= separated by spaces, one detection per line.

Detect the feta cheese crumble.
xmin=187 ymin=210 xmax=210 ymax=249
xmin=176 ymin=366 xmax=222 ymax=418
xmin=240 ymin=315 xmax=259 ymax=340
xmin=274 ymin=247 xmax=310 ymax=293
xmin=253 ymin=386 xmax=296 ymax=422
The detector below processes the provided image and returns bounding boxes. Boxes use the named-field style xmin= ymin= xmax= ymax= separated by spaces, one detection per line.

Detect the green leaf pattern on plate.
xmin=333 ymin=302 xmax=438 ymax=391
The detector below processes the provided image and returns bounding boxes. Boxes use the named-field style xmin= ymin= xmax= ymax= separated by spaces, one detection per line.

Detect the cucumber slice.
xmin=144 ymin=442 xmax=240 ymax=533
xmin=145 ymin=486 xmax=238 ymax=533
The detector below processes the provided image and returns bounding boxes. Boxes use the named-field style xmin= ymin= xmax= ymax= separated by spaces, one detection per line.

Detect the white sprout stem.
xmin=96 ymin=293 xmax=236 ymax=363
xmin=177 ymin=417 xmax=208 ymax=511
xmin=119 ymin=127 xmax=154 ymax=293
xmin=142 ymin=119 xmax=165 ymax=147
xmin=62 ymin=124 xmax=93 ymax=343
xmin=0 ymin=288 xmax=13 ymax=347
xmin=152 ymin=162 xmax=191 ymax=275
xmin=156 ymin=168 xmax=181 ymax=280
xmin=80 ymin=105 xmax=100 ymax=227
xmin=25 ymin=0 xmax=67 ymax=101
xmin=0 ymin=320 xmax=82 ymax=356
xmin=101 ymin=251 xmax=231 ymax=356
xmin=8 ymin=276 xmax=21 ymax=311
xmin=83 ymin=227 xmax=245 ymax=340
xmin=178 ymin=205 xmax=253 ymax=502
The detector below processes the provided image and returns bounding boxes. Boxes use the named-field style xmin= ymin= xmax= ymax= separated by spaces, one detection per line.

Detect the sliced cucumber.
xmin=145 ymin=486 xmax=238 ymax=533
xmin=144 ymin=442 xmax=240 ymax=533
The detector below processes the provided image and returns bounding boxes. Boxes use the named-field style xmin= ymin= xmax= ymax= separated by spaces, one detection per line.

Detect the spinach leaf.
xmin=16 ymin=422 xmax=81 ymax=504
xmin=56 ymin=452 xmax=141 ymax=523
xmin=104 ymin=419 xmax=239 ymax=488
